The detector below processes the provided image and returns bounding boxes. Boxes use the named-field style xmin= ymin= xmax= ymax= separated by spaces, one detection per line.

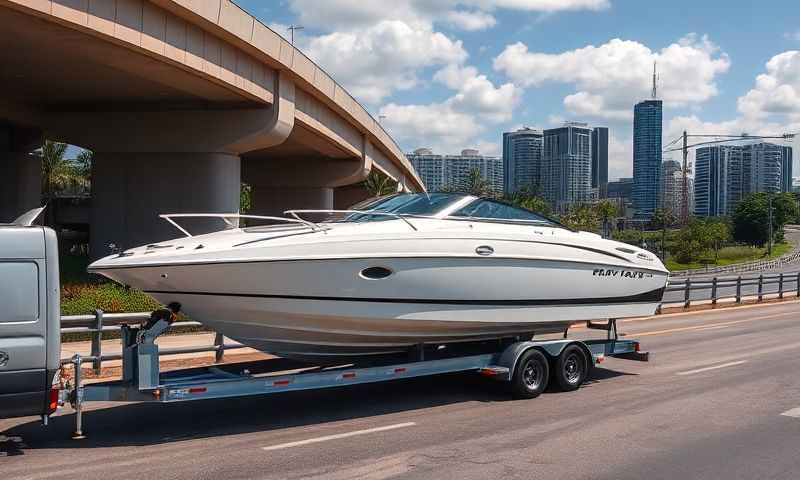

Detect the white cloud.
xmin=303 ymin=21 xmax=467 ymax=104
xmin=493 ymin=34 xmax=730 ymax=121
xmin=737 ymin=51 xmax=800 ymax=119
xmin=444 ymin=10 xmax=497 ymax=31
xmin=286 ymin=0 xmax=609 ymax=31
xmin=380 ymin=65 xmax=521 ymax=154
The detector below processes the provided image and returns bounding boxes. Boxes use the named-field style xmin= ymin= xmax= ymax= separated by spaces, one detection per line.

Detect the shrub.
xmin=61 ymin=283 xmax=160 ymax=315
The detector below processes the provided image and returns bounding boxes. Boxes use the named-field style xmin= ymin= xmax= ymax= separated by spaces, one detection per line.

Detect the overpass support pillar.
xmin=90 ymin=152 xmax=240 ymax=259
xmin=250 ymin=186 xmax=333 ymax=216
xmin=0 ymin=126 xmax=41 ymax=222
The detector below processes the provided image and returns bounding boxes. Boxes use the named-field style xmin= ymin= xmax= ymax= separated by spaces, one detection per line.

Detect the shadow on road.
xmin=2 ymin=366 xmax=635 ymax=452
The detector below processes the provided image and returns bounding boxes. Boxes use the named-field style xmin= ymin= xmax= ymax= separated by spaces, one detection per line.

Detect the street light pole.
xmin=288 ymin=25 xmax=304 ymax=45
xmin=681 ymin=130 xmax=689 ymax=225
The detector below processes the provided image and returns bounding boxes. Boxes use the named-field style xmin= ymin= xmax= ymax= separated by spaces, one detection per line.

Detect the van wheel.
xmin=554 ymin=345 xmax=588 ymax=391
xmin=511 ymin=349 xmax=549 ymax=399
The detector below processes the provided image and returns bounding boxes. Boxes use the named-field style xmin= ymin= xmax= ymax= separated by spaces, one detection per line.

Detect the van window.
xmin=0 ymin=262 xmax=39 ymax=323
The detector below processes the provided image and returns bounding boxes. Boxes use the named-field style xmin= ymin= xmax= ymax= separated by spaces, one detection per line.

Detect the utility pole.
xmin=288 ymin=25 xmax=304 ymax=45
xmin=681 ymin=130 xmax=689 ymax=225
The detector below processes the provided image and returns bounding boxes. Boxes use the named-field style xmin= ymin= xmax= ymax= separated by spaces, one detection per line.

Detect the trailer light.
xmin=273 ymin=379 xmax=291 ymax=386
xmin=596 ymin=355 xmax=605 ymax=363
xmin=634 ymin=343 xmax=640 ymax=352
xmin=189 ymin=387 xmax=207 ymax=394
xmin=342 ymin=372 xmax=356 ymax=379
xmin=48 ymin=387 xmax=59 ymax=413
xmin=394 ymin=367 xmax=407 ymax=374
xmin=153 ymin=390 xmax=161 ymax=398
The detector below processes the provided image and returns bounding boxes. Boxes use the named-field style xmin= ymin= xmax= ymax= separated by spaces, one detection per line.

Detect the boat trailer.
xmin=64 ymin=312 xmax=648 ymax=439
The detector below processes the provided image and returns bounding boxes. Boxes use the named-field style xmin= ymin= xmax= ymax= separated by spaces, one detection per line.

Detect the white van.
xmin=0 ymin=217 xmax=61 ymax=419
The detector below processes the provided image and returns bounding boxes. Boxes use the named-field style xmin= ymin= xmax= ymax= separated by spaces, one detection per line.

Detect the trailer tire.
xmin=510 ymin=349 xmax=549 ymax=399
xmin=554 ymin=345 xmax=588 ymax=392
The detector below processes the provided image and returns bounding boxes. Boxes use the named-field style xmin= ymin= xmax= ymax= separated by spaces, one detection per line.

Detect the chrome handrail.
xmin=284 ymin=209 xmax=418 ymax=231
xmin=158 ymin=213 xmax=321 ymax=237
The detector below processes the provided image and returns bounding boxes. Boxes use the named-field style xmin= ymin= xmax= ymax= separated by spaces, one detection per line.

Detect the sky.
xmin=237 ymin=0 xmax=800 ymax=182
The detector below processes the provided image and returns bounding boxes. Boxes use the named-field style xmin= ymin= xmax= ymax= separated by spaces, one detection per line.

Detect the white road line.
xmin=781 ymin=407 xmax=800 ymax=418
xmin=262 ymin=422 xmax=417 ymax=451
xmin=676 ymin=360 xmax=747 ymax=376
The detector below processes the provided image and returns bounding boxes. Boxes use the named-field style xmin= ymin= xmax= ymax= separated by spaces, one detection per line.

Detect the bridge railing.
xmin=61 ymin=270 xmax=800 ymax=374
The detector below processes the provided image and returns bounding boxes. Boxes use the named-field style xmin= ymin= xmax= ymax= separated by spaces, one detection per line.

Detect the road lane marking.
xmin=781 ymin=407 xmax=800 ymax=418
xmin=262 ymin=422 xmax=417 ymax=451
xmin=677 ymin=360 xmax=747 ymax=376
xmin=627 ymin=311 xmax=797 ymax=337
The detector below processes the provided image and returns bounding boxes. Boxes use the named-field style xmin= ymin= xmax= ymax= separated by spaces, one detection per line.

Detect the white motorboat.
xmin=88 ymin=193 xmax=669 ymax=361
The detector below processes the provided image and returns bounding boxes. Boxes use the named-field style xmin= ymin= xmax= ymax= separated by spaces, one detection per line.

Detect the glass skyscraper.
xmin=632 ymin=99 xmax=663 ymax=218
xmin=541 ymin=123 xmax=592 ymax=212
xmin=591 ymin=127 xmax=609 ymax=197
xmin=407 ymin=149 xmax=503 ymax=195
xmin=693 ymin=142 xmax=793 ymax=217
xmin=502 ymin=128 xmax=543 ymax=195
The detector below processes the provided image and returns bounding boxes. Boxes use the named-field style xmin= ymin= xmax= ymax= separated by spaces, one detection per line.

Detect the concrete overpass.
xmin=0 ymin=0 xmax=423 ymax=256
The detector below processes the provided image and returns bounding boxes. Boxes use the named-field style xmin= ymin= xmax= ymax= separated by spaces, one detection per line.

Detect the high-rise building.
xmin=782 ymin=146 xmax=793 ymax=192
xmin=407 ymin=148 xmax=444 ymax=192
xmin=407 ymin=148 xmax=503 ymax=195
xmin=541 ymin=123 xmax=592 ymax=211
xmin=659 ymin=159 xmax=682 ymax=215
xmin=502 ymin=128 xmax=543 ymax=195
xmin=591 ymin=127 xmax=609 ymax=197
xmin=632 ymin=99 xmax=663 ymax=218
xmin=694 ymin=143 xmax=793 ymax=217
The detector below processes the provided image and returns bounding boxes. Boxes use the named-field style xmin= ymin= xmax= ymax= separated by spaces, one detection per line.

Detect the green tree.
xmin=503 ymin=188 xmax=551 ymax=216
xmin=362 ymin=170 xmax=398 ymax=197
xmin=705 ymin=219 xmax=731 ymax=262
xmin=41 ymin=141 xmax=88 ymax=198
xmin=595 ymin=200 xmax=618 ymax=238
xmin=560 ymin=204 xmax=599 ymax=232
xmin=461 ymin=168 xmax=492 ymax=197
xmin=732 ymin=193 xmax=798 ymax=246
xmin=651 ymin=208 xmax=676 ymax=259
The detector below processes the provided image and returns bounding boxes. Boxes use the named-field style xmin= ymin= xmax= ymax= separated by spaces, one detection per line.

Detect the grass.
xmin=665 ymin=242 xmax=792 ymax=271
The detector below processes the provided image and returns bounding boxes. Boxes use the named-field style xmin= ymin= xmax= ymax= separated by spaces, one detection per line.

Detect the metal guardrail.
xmin=61 ymin=270 xmax=800 ymax=373
xmin=660 ymin=271 xmax=800 ymax=312
xmin=60 ymin=310 xmax=247 ymax=374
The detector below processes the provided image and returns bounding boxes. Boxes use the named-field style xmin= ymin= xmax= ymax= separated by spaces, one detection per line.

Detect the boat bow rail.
xmin=158 ymin=213 xmax=324 ymax=237
xmin=284 ymin=210 xmax=419 ymax=231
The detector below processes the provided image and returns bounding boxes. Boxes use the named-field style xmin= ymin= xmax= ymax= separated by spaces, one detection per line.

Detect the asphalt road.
xmin=3 ymin=301 xmax=800 ymax=479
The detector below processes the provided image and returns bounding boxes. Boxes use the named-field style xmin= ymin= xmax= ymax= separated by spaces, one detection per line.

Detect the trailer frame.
xmin=65 ymin=318 xmax=648 ymax=439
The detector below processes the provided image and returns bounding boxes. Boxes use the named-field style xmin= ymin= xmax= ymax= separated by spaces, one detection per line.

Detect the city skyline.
xmin=244 ymin=0 xmax=800 ymax=182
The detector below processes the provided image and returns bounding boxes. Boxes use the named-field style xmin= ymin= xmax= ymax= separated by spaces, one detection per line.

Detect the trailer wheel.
xmin=511 ymin=349 xmax=549 ymax=399
xmin=554 ymin=345 xmax=588 ymax=392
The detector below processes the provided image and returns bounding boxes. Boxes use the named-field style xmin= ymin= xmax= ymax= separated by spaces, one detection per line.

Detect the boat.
xmin=88 ymin=193 xmax=669 ymax=361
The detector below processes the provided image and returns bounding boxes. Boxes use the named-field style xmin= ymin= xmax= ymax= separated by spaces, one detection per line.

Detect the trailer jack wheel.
xmin=511 ymin=349 xmax=549 ymax=399
xmin=554 ymin=345 xmax=588 ymax=392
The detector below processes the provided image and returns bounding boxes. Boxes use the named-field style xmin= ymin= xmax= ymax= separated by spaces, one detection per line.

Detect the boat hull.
xmin=100 ymin=256 xmax=668 ymax=360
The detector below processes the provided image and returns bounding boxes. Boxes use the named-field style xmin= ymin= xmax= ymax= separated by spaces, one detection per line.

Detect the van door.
xmin=0 ymin=227 xmax=49 ymax=419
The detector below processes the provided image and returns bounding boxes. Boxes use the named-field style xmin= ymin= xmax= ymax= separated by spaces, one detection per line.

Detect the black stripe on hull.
xmin=144 ymin=287 xmax=666 ymax=306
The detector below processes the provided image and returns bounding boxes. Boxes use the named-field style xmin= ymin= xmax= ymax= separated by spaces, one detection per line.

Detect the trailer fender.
xmin=494 ymin=340 xmax=592 ymax=382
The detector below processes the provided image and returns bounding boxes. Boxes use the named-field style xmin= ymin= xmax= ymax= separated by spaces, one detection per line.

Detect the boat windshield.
xmin=349 ymin=193 xmax=465 ymax=216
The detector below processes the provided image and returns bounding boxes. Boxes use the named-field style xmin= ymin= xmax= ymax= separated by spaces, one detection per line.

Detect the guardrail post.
xmin=684 ymin=278 xmax=691 ymax=309
xmin=711 ymin=277 xmax=718 ymax=306
xmin=90 ymin=309 xmax=104 ymax=375
xmin=797 ymin=272 xmax=800 ymax=297
xmin=214 ymin=332 xmax=225 ymax=363
xmin=736 ymin=276 xmax=742 ymax=304
xmin=757 ymin=274 xmax=764 ymax=302
xmin=779 ymin=273 xmax=784 ymax=299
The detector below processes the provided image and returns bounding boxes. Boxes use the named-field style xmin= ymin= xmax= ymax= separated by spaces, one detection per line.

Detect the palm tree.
xmin=362 ymin=170 xmax=398 ymax=197
xmin=462 ymin=168 xmax=492 ymax=197
xmin=39 ymin=141 xmax=91 ymax=228
xmin=594 ymin=200 xmax=618 ymax=238
xmin=651 ymin=208 xmax=676 ymax=260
